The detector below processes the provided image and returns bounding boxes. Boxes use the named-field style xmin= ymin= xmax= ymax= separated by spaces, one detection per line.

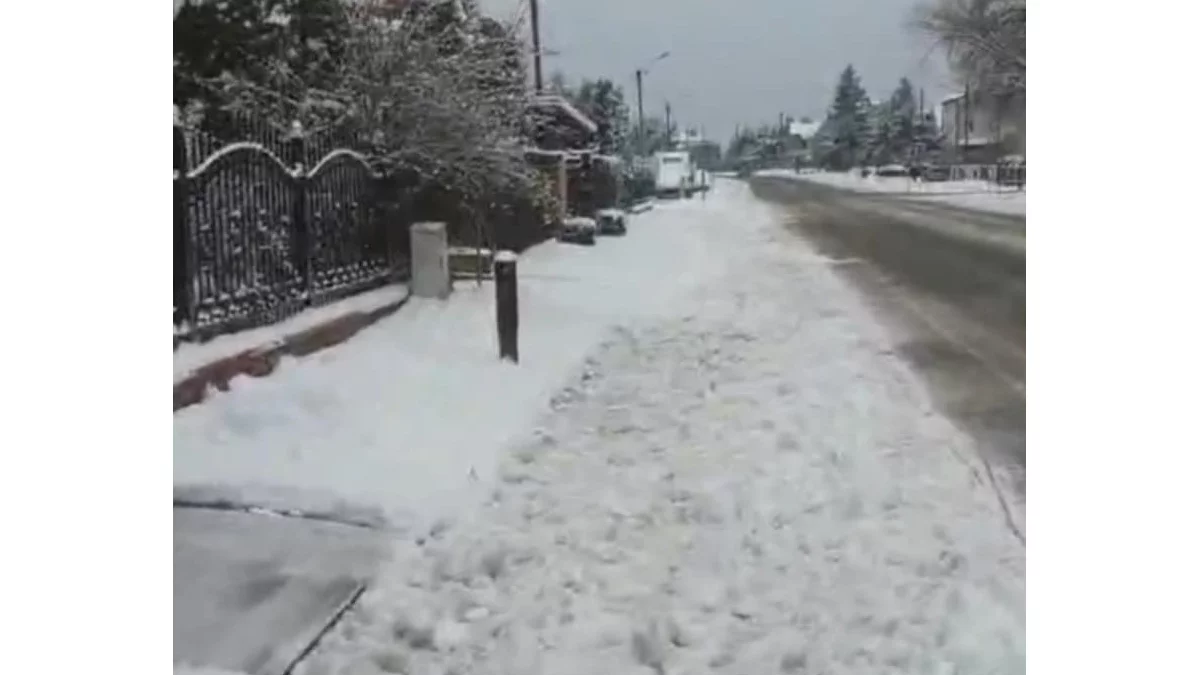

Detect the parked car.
xmin=595 ymin=208 xmax=627 ymax=236
xmin=917 ymin=163 xmax=950 ymax=182
xmin=558 ymin=216 xmax=597 ymax=245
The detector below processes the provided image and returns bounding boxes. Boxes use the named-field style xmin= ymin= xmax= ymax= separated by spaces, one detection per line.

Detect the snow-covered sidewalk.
xmin=174 ymin=192 xmax=733 ymax=531
xmin=278 ymin=182 xmax=1025 ymax=675
xmin=756 ymin=168 xmax=1027 ymax=217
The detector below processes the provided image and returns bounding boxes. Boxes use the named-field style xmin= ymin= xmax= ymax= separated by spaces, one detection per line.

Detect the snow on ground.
xmin=174 ymin=192 xmax=733 ymax=532
xmin=277 ymin=182 xmax=1024 ymax=675
xmin=755 ymin=168 xmax=1026 ymax=216
xmin=174 ymin=284 xmax=412 ymax=382
xmin=915 ymin=190 xmax=1027 ymax=217
xmin=175 ymin=666 xmax=251 ymax=675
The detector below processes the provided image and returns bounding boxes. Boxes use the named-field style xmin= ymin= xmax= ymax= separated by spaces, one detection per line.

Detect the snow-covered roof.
xmin=524 ymin=148 xmax=567 ymax=159
xmin=787 ymin=120 xmax=820 ymax=139
xmin=950 ymin=135 xmax=996 ymax=148
xmin=530 ymin=94 xmax=599 ymax=134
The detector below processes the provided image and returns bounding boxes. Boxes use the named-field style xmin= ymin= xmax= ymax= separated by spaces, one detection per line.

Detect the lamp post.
xmin=634 ymin=51 xmax=670 ymax=156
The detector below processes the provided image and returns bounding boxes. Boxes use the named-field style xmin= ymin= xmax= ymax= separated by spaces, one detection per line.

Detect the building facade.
xmin=940 ymin=89 xmax=1025 ymax=162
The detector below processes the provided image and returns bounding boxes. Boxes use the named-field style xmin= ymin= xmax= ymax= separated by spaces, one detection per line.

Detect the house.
xmin=787 ymin=118 xmax=821 ymax=142
xmin=780 ymin=117 xmax=819 ymax=166
xmin=940 ymin=89 xmax=1025 ymax=162
xmin=668 ymin=128 xmax=722 ymax=171
xmin=525 ymin=94 xmax=599 ymax=152
xmin=523 ymin=95 xmax=603 ymax=220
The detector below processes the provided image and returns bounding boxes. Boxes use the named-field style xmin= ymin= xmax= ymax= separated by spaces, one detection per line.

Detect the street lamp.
xmin=635 ymin=51 xmax=671 ymax=156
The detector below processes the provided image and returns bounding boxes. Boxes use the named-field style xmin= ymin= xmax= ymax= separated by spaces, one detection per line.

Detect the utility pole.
xmin=633 ymin=51 xmax=670 ymax=157
xmin=636 ymin=69 xmax=646 ymax=155
xmin=529 ymin=0 xmax=544 ymax=93
xmin=665 ymin=101 xmax=672 ymax=146
xmin=916 ymin=87 xmax=926 ymax=164
xmin=963 ymin=82 xmax=971 ymax=164
xmin=954 ymin=93 xmax=962 ymax=166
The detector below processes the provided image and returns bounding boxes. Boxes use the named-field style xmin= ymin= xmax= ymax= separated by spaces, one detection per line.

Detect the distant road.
xmin=749 ymin=176 xmax=1026 ymax=513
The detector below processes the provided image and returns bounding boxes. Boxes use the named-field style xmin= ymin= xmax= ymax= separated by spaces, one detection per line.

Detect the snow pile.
xmin=754 ymin=168 xmax=1026 ymax=216
xmin=291 ymin=182 xmax=1025 ymax=675
xmin=174 ymin=194 xmax=738 ymax=532
xmin=174 ymin=283 xmax=411 ymax=382
xmin=916 ymin=190 xmax=1027 ymax=217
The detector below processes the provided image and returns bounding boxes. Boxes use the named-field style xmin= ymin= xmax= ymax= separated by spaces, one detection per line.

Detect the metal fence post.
xmin=174 ymin=119 xmax=193 ymax=332
xmin=287 ymin=120 xmax=312 ymax=305
xmin=372 ymin=167 xmax=391 ymax=276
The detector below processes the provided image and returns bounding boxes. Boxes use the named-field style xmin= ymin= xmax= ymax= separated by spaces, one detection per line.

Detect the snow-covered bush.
xmin=180 ymin=0 xmax=541 ymax=208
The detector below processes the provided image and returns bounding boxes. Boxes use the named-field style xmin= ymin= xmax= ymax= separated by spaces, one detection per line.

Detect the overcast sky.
xmin=478 ymin=0 xmax=955 ymax=142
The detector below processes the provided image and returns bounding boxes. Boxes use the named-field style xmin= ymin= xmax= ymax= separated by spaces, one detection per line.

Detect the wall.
xmin=941 ymin=90 xmax=1026 ymax=159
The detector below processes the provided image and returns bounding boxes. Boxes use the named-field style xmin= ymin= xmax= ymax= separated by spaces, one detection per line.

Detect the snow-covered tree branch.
xmin=913 ymin=0 xmax=1026 ymax=94
xmin=178 ymin=0 xmax=543 ymax=205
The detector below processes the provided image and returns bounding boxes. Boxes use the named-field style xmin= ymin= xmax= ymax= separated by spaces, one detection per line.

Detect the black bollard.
xmin=494 ymin=250 xmax=519 ymax=363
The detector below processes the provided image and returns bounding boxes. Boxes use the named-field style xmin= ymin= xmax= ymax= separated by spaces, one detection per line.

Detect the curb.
xmin=173 ymin=294 xmax=411 ymax=412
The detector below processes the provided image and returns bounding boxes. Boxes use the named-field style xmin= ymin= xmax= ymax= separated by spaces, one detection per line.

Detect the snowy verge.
xmin=755 ymin=168 xmax=1026 ymax=216
xmin=173 ymin=483 xmax=393 ymax=531
xmin=295 ymin=181 xmax=1025 ymax=675
xmin=174 ymin=666 xmax=250 ymax=675
xmin=174 ymin=194 xmax=739 ymax=531
xmin=174 ymin=283 xmax=411 ymax=382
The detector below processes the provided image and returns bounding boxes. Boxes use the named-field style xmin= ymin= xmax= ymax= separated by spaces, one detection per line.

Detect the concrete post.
xmin=410 ymin=221 xmax=451 ymax=299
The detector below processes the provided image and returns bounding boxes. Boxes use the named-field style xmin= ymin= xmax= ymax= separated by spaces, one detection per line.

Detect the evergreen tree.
xmin=638 ymin=116 xmax=672 ymax=154
xmin=867 ymin=101 xmax=895 ymax=166
xmin=824 ymin=64 xmax=870 ymax=169
xmin=888 ymin=77 xmax=917 ymax=152
xmin=866 ymin=77 xmax=920 ymax=166
xmin=689 ymin=140 xmax=722 ymax=171
xmin=571 ymin=78 xmax=631 ymax=156
xmin=174 ymin=0 xmax=351 ymax=131
xmin=725 ymin=127 xmax=757 ymax=163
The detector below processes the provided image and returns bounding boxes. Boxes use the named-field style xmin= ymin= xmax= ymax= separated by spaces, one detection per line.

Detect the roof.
xmin=787 ymin=120 xmax=820 ymax=139
xmin=529 ymin=94 xmax=599 ymax=134
xmin=947 ymin=135 xmax=997 ymax=148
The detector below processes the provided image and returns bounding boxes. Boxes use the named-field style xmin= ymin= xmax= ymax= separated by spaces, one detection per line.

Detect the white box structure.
xmin=410 ymin=221 xmax=452 ymax=299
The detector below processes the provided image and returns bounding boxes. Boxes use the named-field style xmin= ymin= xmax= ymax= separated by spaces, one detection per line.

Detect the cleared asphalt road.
xmin=749 ymin=176 xmax=1026 ymax=529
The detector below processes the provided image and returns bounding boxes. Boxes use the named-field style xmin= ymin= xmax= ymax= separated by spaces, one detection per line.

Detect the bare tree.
xmin=913 ymin=0 xmax=1025 ymax=94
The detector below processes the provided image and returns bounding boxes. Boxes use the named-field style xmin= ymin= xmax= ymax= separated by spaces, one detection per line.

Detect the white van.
xmin=653 ymin=151 xmax=692 ymax=197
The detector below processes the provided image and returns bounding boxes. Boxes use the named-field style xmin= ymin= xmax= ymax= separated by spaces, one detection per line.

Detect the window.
xmin=662 ymin=157 xmax=683 ymax=165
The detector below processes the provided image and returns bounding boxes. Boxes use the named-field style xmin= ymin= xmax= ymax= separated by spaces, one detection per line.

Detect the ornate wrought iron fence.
xmin=174 ymin=116 xmax=412 ymax=343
